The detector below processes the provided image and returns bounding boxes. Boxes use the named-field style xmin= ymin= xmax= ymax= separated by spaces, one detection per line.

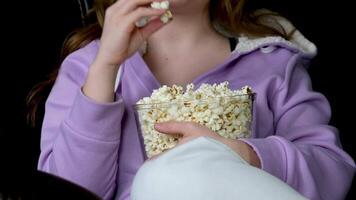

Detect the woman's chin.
xmin=167 ymin=0 xmax=208 ymax=13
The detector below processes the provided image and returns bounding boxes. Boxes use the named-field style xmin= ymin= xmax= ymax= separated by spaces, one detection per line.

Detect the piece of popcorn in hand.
xmin=151 ymin=1 xmax=170 ymax=9
xmin=135 ymin=16 xmax=149 ymax=27
xmin=160 ymin=10 xmax=172 ymax=24
xmin=135 ymin=82 xmax=254 ymax=158
xmin=136 ymin=1 xmax=172 ymax=27
xmin=159 ymin=1 xmax=170 ymax=9
xmin=150 ymin=1 xmax=161 ymax=9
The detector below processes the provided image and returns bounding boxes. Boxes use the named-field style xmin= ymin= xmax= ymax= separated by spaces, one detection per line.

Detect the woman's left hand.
xmin=153 ymin=121 xmax=261 ymax=168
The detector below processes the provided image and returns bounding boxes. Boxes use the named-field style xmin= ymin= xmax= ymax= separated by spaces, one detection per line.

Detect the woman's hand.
xmin=84 ymin=0 xmax=169 ymax=103
xmin=153 ymin=121 xmax=261 ymax=168
xmin=95 ymin=0 xmax=169 ymax=68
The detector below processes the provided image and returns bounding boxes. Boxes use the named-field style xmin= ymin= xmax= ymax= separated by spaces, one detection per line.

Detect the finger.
xmin=121 ymin=0 xmax=166 ymax=15
xmin=134 ymin=17 xmax=169 ymax=41
xmin=105 ymin=0 xmax=125 ymax=16
xmin=111 ymin=0 xmax=165 ymax=16
xmin=127 ymin=7 xmax=166 ymax=28
xmin=154 ymin=121 xmax=205 ymax=137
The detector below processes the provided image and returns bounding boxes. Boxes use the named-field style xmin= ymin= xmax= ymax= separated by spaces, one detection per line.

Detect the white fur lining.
xmin=233 ymin=9 xmax=317 ymax=57
xmin=233 ymin=34 xmax=317 ymax=56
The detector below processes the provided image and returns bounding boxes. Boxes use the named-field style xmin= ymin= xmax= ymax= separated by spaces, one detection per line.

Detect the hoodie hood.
xmin=216 ymin=9 xmax=317 ymax=59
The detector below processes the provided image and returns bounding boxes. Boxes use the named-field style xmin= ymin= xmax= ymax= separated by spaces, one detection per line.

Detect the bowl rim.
xmin=134 ymin=93 xmax=256 ymax=110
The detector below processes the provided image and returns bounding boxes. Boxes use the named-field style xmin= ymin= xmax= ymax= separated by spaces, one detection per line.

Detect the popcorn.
xmin=135 ymin=81 xmax=254 ymax=158
xmin=135 ymin=17 xmax=149 ymax=28
xmin=160 ymin=10 xmax=172 ymax=24
xmin=151 ymin=1 xmax=169 ymax=9
xmin=150 ymin=1 xmax=161 ymax=9
xmin=135 ymin=1 xmax=172 ymax=27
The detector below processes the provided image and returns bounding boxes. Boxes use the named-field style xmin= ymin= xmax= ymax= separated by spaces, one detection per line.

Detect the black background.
xmin=1 ymin=0 xmax=355 ymax=199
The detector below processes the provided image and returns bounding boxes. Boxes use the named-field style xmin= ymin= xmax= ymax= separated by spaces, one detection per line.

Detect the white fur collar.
xmin=229 ymin=9 xmax=317 ymax=57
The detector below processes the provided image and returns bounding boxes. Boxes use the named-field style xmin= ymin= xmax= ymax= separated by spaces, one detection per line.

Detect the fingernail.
xmin=154 ymin=123 xmax=164 ymax=130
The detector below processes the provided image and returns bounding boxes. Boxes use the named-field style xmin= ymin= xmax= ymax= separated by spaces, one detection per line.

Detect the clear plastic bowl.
xmin=134 ymin=94 xmax=255 ymax=158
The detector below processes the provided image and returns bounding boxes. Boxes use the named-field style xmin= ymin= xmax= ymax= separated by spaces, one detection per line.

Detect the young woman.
xmin=28 ymin=0 xmax=355 ymax=199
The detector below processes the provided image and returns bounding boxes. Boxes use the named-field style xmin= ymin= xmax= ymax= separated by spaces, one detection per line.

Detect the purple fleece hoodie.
xmin=38 ymin=32 xmax=355 ymax=200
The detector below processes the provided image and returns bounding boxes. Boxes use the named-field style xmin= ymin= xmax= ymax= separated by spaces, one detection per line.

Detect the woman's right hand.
xmin=83 ymin=0 xmax=169 ymax=103
xmin=95 ymin=0 xmax=169 ymax=68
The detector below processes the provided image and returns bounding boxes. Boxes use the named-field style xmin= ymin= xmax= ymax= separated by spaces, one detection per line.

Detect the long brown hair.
xmin=27 ymin=0 xmax=294 ymax=127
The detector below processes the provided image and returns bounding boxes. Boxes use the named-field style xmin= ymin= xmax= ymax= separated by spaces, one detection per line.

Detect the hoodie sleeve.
xmin=240 ymin=53 xmax=356 ymax=200
xmin=37 ymin=42 xmax=125 ymax=200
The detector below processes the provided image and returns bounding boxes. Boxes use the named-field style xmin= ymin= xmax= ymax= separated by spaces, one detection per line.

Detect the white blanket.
xmin=131 ymin=136 xmax=308 ymax=200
